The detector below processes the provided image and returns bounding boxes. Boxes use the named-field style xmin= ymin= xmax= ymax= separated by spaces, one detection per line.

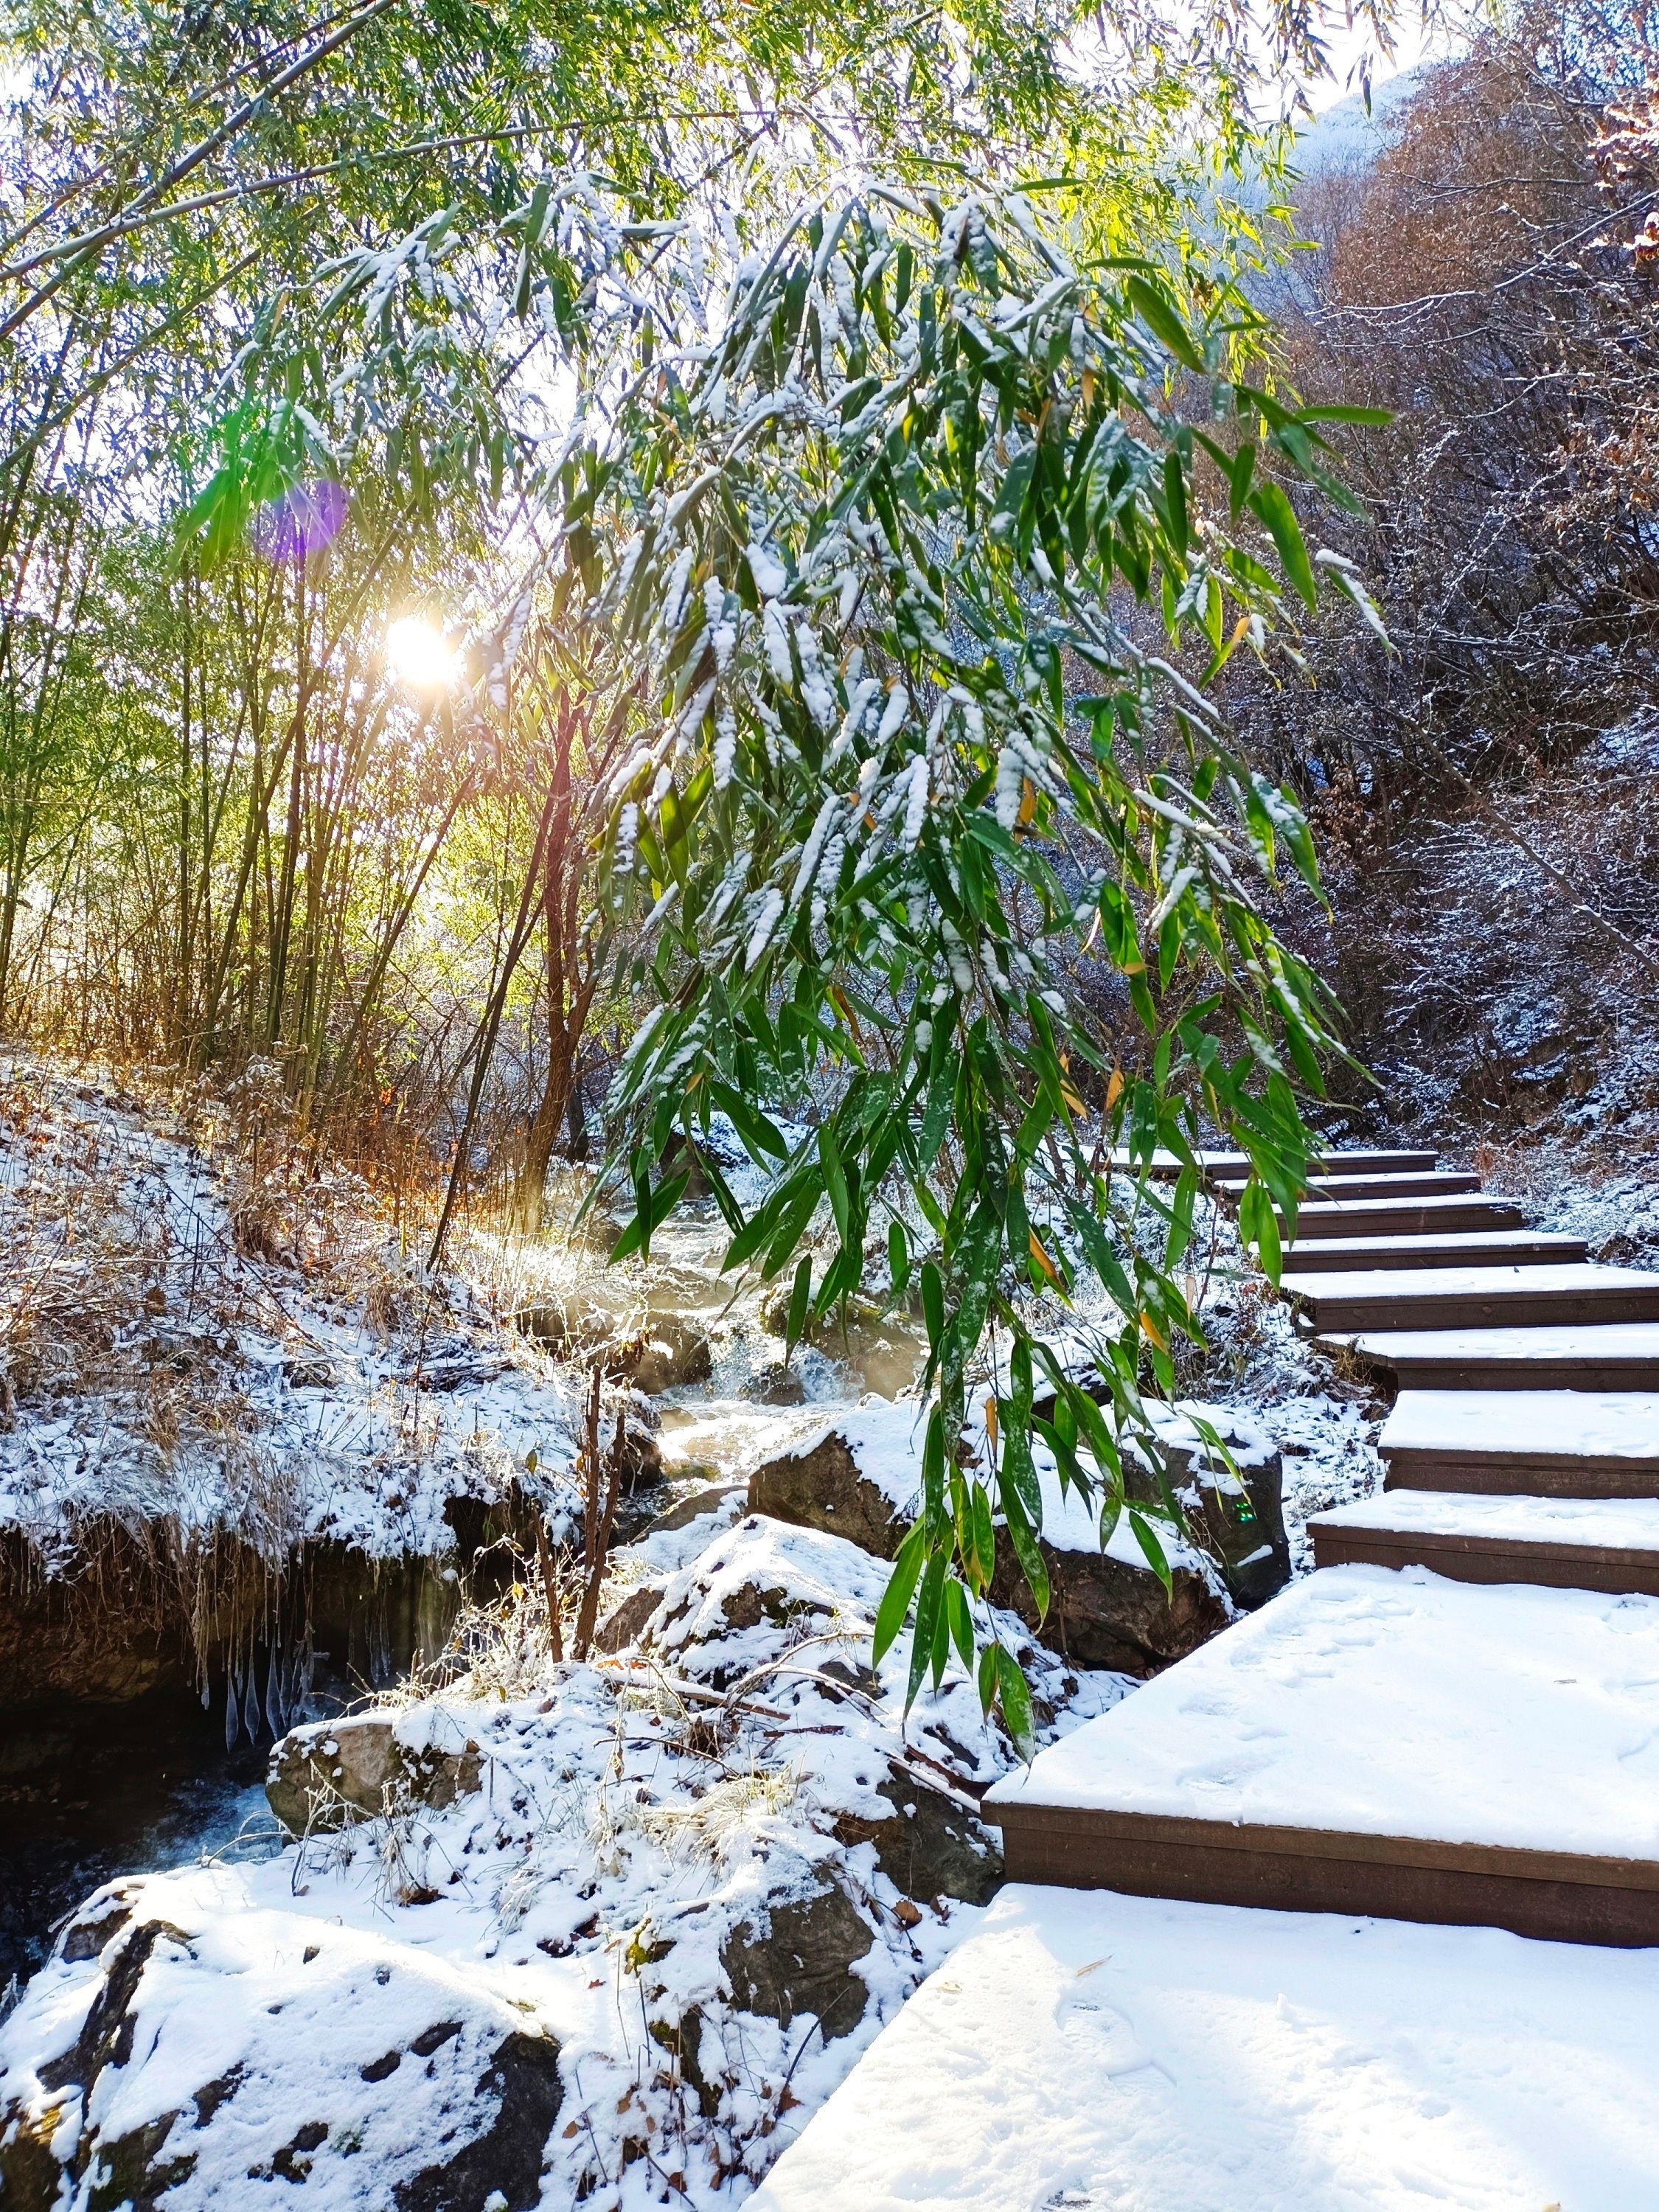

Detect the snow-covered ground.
xmin=12 ymin=1065 xmax=1557 ymax=2212
xmin=0 ymin=1062 xmax=594 ymax=1571
xmin=0 ymin=1508 xmax=1129 ymax=2212
xmin=746 ymin=1882 xmax=1659 ymax=2212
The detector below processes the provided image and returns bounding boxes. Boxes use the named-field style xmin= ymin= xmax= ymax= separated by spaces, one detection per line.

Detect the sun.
xmin=385 ymin=615 xmax=461 ymax=693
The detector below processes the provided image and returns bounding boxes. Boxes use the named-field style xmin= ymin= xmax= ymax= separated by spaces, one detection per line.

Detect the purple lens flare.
xmin=254 ymin=480 xmax=347 ymax=563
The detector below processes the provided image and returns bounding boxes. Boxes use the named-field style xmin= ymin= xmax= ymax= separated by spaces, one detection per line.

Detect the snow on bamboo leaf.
xmin=566 ymin=184 xmax=1369 ymax=1736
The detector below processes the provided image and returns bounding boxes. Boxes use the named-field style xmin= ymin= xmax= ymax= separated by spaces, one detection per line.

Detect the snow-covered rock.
xmin=0 ymin=1509 xmax=1129 ymax=2211
xmin=265 ymin=1709 xmax=484 ymax=1836
xmin=0 ymin=1878 xmax=563 ymax=2212
xmin=743 ymin=1402 xmax=1235 ymax=1674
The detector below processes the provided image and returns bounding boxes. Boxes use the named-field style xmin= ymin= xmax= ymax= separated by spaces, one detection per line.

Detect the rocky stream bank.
xmin=0 ymin=1064 xmax=1381 ymax=2209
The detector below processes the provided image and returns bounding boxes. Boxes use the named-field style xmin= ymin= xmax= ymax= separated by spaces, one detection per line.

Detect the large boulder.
xmin=747 ymin=1424 xmax=908 ymax=1559
xmin=719 ymin=1879 xmax=874 ymax=2043
xmin=1146 ymin=1405 xmax=1290 ymax=1610
xmin=0 ymin=1879 xmax=563 ymax=2212
xmin=515 ymin=1298 xmax=712 ymax=1394
xmin=832 ymin=1760 xmax=1003 ymax=1906
xmin=265 ymin=1708 xmax=482 ymax=1835
xmin=745 ymin=1407 xmax=1229 ymax=1677
xmin=988 ymin=1537 xmax=1228 ymax=1675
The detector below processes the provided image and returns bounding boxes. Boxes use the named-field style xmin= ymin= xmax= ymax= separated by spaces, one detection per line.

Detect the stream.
xmin=1 ymin=1694 xmax=275 ymax=1989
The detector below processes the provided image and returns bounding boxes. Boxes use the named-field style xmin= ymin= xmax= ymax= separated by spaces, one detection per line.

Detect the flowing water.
xmin=0 ymin=1693 xmax=276 ymax=1989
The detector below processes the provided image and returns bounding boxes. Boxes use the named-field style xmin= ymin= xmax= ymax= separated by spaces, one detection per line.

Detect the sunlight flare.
xmin=385 ymin=614 xmax=460 ymax=693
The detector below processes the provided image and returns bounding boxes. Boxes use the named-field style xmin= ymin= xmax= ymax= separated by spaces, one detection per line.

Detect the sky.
xmin=1301 ymin=4 xmax=1468 ymax=113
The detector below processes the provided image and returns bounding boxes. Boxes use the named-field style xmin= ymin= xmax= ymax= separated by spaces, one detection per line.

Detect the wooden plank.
xmin=1378 ymin=1388 xmax=1659 ymax=1498
xmin=992 ymin=1802 xmax=1659 ymax=1947
xmin=1110 ymin=1147 xmax=1439 ymax=1183
xmin=1384 ymin=1447 xmax=1659 ymax=1497
xmin=1284 ymin=1262 xmax=1659 ymax=1334
xmin=1285 ymin=1196 xmax=1526 ymax=1239
xmin=984 ymin=1568 xmax=1659 ymax=1948
xmin=1309 ymin=1519 xmax=1659 ymax=1596
xmin=1281 ymin=1231 xmax=1587 ymax=1274
xmin=1219 ymin=1170 xmax=1482 ymax=1203
xmin=1332 ymin=1324 xmax=1659 ymax=1392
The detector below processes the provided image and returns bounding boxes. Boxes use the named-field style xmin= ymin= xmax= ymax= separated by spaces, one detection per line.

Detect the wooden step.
xmin=1285 ymin=1194 xmax=1526 ymax=1240
xmin=1284 ymin=1262 xmax=1659 ymax=1334
xmin=1310 ymin=1489 xmax=1659 ymax=1594
xmin=1281 ymin=1231 xmax=1587 ymax=1274
xmin=1330 ymin=1323 xmax=1659 ymax=1393
xmin=1379 ymin=1388 xmax=1659 ymax=1496
xmin=1219 ymin=1169 xmax=1482 ymax=1203
xmin=986 ymin=1566 xmax=1659 ymax=1945
xmin=1112 ymin=1146 xmax=1439 ymax=1183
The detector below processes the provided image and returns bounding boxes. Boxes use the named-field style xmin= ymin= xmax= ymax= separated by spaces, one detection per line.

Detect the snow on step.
xmin=1284 ymin=1261 xmax=1659 ymax=1333
xmin=1379 ymin=1387 xmax=1659 ymax=1496
xmin=1331 ymin=1321 xmax=1659 ymax=1391
xmin=1311 ymin=1488 xmax=1659 ymax=1595
xmin=1281 ymin=1230 xmax=1587 ymax=1273
xmin=1111 ymin=1146 xmax=1439 ymax=1182
xmin=1286 ymin=1192 xmax=1526 ymax=1239
xmin=984 ymin=1565 xmax=1659 ymax=1944
xmin=748 ymin=1884 xmax=1659 ymax=2212
xmin=1220 ymin=1169 xmax=1482 ymax=1203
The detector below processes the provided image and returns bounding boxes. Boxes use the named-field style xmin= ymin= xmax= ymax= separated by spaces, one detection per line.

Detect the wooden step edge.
xmin=1110 ymin=1150 xmax=1439 ymax=1184
xmin=1308 ymin=1519 xmax=1659 ymax=1595
xmin=1282 ymin=1208 xmax=1528 ymax=1239
xmin=1382 ymin=1447 xmax=1659 ymax=1498
xmin=1218 ymin=1174 xmax=1481 ymax=1198
xmin=988 ymin=1803 xmax=1659 ymax=1946
xmin=1292 ymin=1291 xmax=1659 ymax=1333
xmin=1281 ymin=1239 xmax=1589 ymax=1274
xmin=1333 ymin=1340 xmax=1659 ymax=1393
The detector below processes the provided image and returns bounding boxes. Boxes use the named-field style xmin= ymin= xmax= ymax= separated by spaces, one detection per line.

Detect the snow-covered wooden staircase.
xmin=983 ymin=1143 xmax=1659 ymax=1941
xmin=749 ymin=1144 xmax=1659 ymax=2210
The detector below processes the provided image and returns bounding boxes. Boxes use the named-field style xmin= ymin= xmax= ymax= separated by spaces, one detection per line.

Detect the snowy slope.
xmin=0 ymin=1062 xmax=591 ymax=1568
xmin=747 ymin=1882 xmax=1659 ymax=2212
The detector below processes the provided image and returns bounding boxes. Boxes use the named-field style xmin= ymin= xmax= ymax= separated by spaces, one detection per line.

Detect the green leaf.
xmin=1249 ymin=481 xmax=1317 ymax=612
xmin=888 ymin=1218 xmax=910 ymax=1298
xmin=995 ymin=1643 xmax=1036 ymax=1756
xmin=785 ymin=1255 xmax=812 ymax=1353
xmin=1125 ymin=275 xmax=1205 ymax=373
xmin=709 ymin=1079 xmax=789 ymax=1162
xmin=945 ymin=1576 xmax=975 ymax=1671
xmin=873 ymin=1522 xmax=928 ymax=1668
xmin=1127 ymin=1509 xmax=1174 ymax=1596
xmin=1237 ymin=1175 xmax=1282 ymax=1283
xmin=907 ymin=1548 xmax=947 ymax=1710
xmin=818 ymin=1123 xmax=852 ymax=1247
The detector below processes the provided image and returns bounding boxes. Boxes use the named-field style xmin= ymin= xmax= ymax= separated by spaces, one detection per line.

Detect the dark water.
xmin=0 ymin=1692 xmax=275 ymax=1989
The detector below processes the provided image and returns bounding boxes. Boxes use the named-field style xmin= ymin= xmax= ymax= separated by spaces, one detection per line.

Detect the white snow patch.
xmin=748 ymin=1882 xmax=1659 ymax=2211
